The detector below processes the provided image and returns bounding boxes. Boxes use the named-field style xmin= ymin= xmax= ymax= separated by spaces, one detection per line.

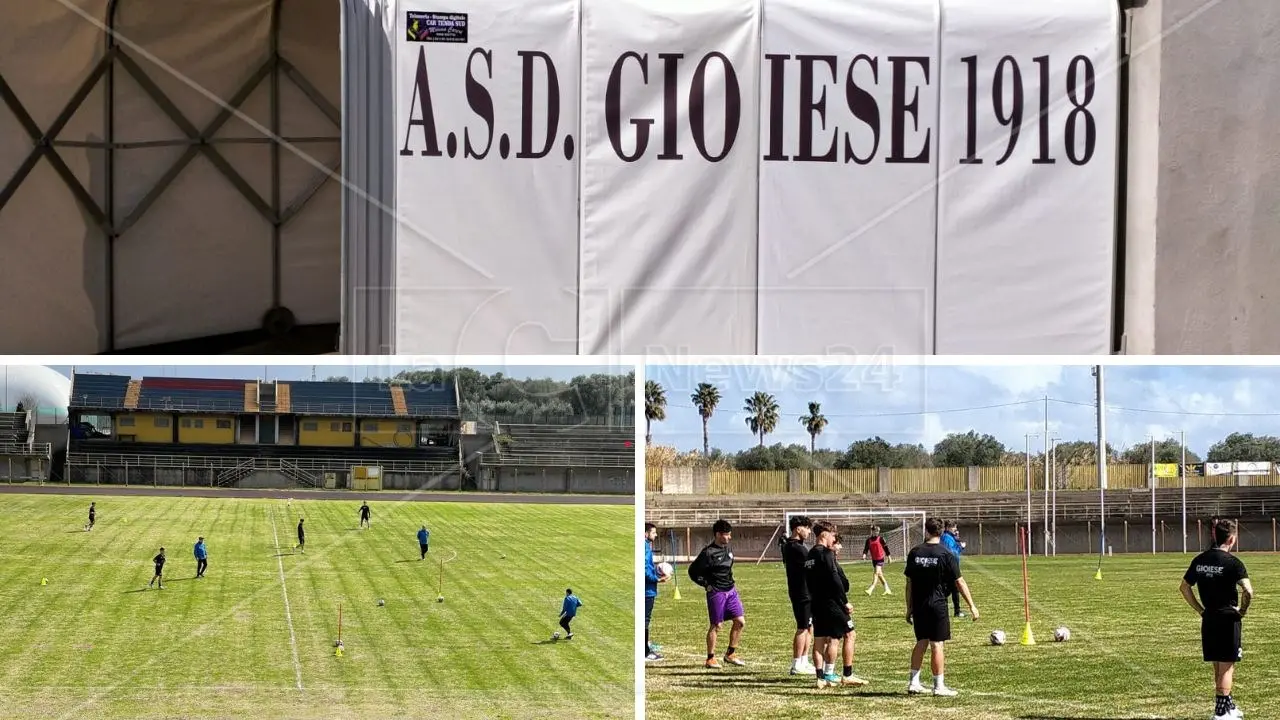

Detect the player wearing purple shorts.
xmin=689 ymin=519 xmax=746 ymax=669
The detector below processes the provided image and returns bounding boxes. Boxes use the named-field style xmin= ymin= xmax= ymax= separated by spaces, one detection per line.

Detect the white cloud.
xmin=920 ymin=413 xmax=952 ymax=447
xmin=965 ymin=366 xmax=1064 ymax=397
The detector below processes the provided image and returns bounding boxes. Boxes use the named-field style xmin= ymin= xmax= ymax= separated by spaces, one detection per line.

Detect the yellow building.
xmin=297 ymin=417 xmax=356 ymax=447
xmin=177 ymin=415 xmax=236 ymax=444
xmin=359 ymin=419 xmax=417 ymax=449
xmin=114 ymin=413 xmax=175 ymax=443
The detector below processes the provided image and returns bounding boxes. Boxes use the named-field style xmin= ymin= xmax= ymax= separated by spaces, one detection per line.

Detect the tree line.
xmin=323 ymin=368 xmax=635 ymax=422
xmin=644 ymin=380 xmax=1280 ymax=471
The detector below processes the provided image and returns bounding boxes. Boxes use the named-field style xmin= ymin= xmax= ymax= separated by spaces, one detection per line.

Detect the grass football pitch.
xmin=646 ymin=553 xmax=1280 ymax=719
xmin=0 ymin=492 xmax=634 ymax=719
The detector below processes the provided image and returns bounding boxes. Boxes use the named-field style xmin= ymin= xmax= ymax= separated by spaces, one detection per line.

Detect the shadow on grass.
xmin=1018 ymin=717 xmax=1183 ymax=720
xmin=272 ymin=553 xmax=294 ymax=557
xmin=531 ymin=639 xmax=562 ymax=646
xmin=394 ymin=559 xmax=419 ymax=564
xmin=121 ymin=588 xmax=150 ymax=594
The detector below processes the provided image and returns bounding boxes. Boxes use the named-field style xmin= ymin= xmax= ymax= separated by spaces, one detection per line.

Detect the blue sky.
xmin=49 ymin=364 xmax=627 ymax=383
xmin=647 ymin=364 xmax=1280 ymax=457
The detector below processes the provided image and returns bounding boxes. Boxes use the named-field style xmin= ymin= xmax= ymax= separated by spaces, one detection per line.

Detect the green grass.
xmin=646 ymin=553 xmax=1280 ymax=719
xmin=0 ymin=493 xmax=634 ymax=719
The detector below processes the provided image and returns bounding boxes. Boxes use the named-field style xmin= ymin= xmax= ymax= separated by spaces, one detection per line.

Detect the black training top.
xmin=89 ymin=507 xmax=95 ymax=518
xmin=360 ymin=505 xmax=370 ymax=517
xmin=904 ymin=541 xmax=960 ymax=608
xmin=781 ymin=538 xmax=810 ymax=601
xmin=804 ymin=544 xmax=848 ymax=609
xmin=297 ymin=522 xmax=305 ymax=540
xmin=688 ymin=542 xmax=735 ymax=592
xmin=153 ymin=553 xmax=165 ymax=569
xmin=1184 ymin=548 xmax=1249 ymax=615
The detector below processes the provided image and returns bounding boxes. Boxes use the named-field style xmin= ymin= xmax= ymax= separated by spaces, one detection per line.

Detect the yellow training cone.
xmin=1094 ymin=568 xmax=1103 ymax=581
xmin=335 ymin=646 xmax=343 ymax=657
xmin=40 ymin=577 xmax=47 ymax=586
xmin=1020 ymin=623 xmax=1036 ymax=646
xmin=672 ymin=585 xmax=682 ymax=601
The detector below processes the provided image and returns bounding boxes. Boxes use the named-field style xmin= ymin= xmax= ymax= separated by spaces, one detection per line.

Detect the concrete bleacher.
xmin=400 ymin=383 xmax=458 ymax=416
xmin=69 ymin=439 xmax=458 ymax=468
xmin=0 ymin=412 xmax=27 ymax=448
xmin=69 ymin=373 xmax=132 ymax=408
xmin=497 ymin=424 xmax=632 ymax=466
xmin=285 ymin=381 xmax=396 ymax=416
xmin=136 ymin=377 xmax=247 ymax=412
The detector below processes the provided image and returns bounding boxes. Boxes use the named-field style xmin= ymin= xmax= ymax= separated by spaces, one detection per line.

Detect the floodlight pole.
xmin=1180 ymin=430 xmax=1188 ymax=554
xmin=1049 ymin=437 xmax=1059 ymax=556
xmin=1025 ymin=433 xmax=1038 ymax=555
xmin=1044 ymin=434 xmax=1057 ymax=557
xmin=1149 ymin=435 xmax=1157 ymax=555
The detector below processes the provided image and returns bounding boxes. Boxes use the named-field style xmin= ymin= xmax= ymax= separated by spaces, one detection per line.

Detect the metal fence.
xmin=646 ymin=464 xmax=1280 ymax=495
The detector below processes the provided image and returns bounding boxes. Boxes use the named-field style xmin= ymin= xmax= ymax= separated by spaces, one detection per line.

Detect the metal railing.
xmin=0 ymin=443 xmax=51 ymax=458
xmin=66 ymin=451 xmax=458 ymax=474
xmin=467 ymin=414 xmax=635 ymax=428
xmin=479 ymin=451 xmax=633 ymax=469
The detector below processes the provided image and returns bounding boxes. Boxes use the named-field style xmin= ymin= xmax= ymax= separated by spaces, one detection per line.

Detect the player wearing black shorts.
xmin=780 ymin=514 xmax=814 ymax=675
xmin=1181 ymin=519 xmax=1254 ymax=720
xmin=296 ymin=518 xmax=305 ymax=553
xmin=359 ymin=502 xmax=371 ymax=529
xmin=805 ymin=521 xmax=868 ymax=689
xmin=904 ymin=517 xmax=978 ymax=697
xmin=87 ymin=502 xmax=95 ymax=531
xmin=148 ymin=547 xmax=166 ymax=589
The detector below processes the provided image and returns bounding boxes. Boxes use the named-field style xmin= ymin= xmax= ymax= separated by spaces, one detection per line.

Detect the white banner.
xmin=386 ymin=0 xmax=1120 ymax=355
xmin=1235 ymin=461 xmax=1271 ymax=476
xmin=579 ymin=0 xmax=761 ymax=354
xmin=758 ymin=0 xmax=938 ymax=355
xmin=395 ymin=1 xmax=581 ymax=354
xmin=1206 ymin=462 xmax=1233 ymax=476
xmin=934 ymin=0 xmax=1119 ymax=354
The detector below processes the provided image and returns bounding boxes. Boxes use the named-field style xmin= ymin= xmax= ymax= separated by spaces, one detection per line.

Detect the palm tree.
xmin=690 ymin=383 xmax=721 ymax=456
xmin=644 ymin=380 xmax=667 ymax=446
xmin=799 ymin=401 xmax=828 ymax=454
xmin=743 ymin=392 xmax=780 ymax=447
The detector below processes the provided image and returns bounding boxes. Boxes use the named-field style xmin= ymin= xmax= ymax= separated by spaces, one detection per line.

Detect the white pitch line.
xmin=269 ymin=505 xmax=304 ymax=691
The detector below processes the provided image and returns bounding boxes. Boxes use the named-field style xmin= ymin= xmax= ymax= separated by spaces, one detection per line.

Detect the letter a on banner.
xmin=579 ymin=0 xmax=762 ymax=355
xmin=934 ymin=0 xmax=1119 ymax=354
xmin=395 ymin=0 xmax=581 ymax=354
xmin=757 ymin=0 xmax=939 ymax=354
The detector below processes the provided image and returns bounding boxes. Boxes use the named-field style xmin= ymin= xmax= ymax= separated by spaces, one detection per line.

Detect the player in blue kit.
xmin=558 ymin=589 xmax=584 ymax=640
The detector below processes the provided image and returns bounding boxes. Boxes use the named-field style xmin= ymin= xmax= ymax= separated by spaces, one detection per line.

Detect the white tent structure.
xmin=1 ymin=365 xmax=71 ymax=424
xmin=0 ymin=0 xmax=354 ymax=353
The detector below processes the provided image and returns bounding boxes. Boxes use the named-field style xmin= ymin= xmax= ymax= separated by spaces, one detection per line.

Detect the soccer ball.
xmin=658 ymin=562 xmax=674 ymax=578
xmin=552 ymin=631 xmax=561 ymax=641
xmin=990 ymin=630 xmax=1006 ymax=646
xmin=377 ymin=599 xmax=385 ymax=606
xmin=1054 ymin=627 xmax=1071 ymax=642
xmin=437 ymin=595 xmax=444 ymax=603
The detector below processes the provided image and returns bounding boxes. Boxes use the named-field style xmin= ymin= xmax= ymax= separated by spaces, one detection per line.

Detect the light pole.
xmin=1094 ymin=366 xmax=1108 ymax=568
xmin=1044 ymin=434 xmax=1058 ymax=557
xmin=1180 ymin=430 xmax=1187 ymax=553
xmin=1049 ymin=436 xmax=1060 ymax=556
xmin=1025 ymin=432 xmax=1039 ymax=555
xmin=1148 ymin=434 xmax=1157 ymax=554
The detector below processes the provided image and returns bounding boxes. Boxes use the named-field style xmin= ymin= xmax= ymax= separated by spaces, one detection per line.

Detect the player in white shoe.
xmin=1182 ymin=519 xmax=1253 ymax=720
xmin=904 ymin=518 xmax=978 ymax=697
xmin=780 ymin=515 xmax=815 ymax=675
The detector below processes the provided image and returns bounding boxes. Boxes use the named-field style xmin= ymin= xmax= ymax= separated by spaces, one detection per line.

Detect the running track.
xmin=0 ymin=484 xmax=633 ymax=505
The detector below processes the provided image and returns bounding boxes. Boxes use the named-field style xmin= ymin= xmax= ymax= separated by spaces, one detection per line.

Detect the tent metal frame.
xmin=0 ymin=0 xmax=340 ymax=351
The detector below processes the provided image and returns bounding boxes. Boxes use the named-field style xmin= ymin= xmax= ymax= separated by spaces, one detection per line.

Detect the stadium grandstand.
xmin=647 ymin=465 xmax=1280 ymax=561
xmin=58 ymin=370 xmax=634 ymax=494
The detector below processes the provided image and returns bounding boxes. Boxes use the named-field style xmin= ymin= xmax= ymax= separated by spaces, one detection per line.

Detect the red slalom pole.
xmin=1019 ymin=526 xmax=1035 ymax=644
xmin=338 ymin=602 xmax=343 ymax=644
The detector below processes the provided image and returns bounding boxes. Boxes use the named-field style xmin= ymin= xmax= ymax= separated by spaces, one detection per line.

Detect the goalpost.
xmin=775 ymin=509 xmax=928 ymax=561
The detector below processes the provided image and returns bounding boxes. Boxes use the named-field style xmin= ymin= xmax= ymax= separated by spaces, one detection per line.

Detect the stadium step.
xmin=276 ymin=383 xmax=291 ymax=413
xmin=390 ymin=386 xmax=409 ymax=416
xmin=244 ymin=382 xmax=259 ymax=413
xmin=123 ymin=380 xmax=141 ymax=410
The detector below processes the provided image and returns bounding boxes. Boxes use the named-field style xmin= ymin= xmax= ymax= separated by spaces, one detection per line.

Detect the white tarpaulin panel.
xmin=758 ymin=0 xmax=938 ymax=355
xmin=579 ymin=0 xmax=760 ymax=355
xmin=394 ymin=0 xmax=581 ymax=354
xmin=935 ymin=0 xmax=1119 ymax=354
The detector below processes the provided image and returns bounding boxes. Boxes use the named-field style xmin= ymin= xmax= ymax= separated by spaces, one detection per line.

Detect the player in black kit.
xmin=805 ymin=522 xmax=869 ymax=689
xmin=148 ymin=547 xmax=166 ymax=589
xmin=780 ymin=514 xmax=814 ymax=675
xmin=1181 ymin=518 xmax=1254 ymax=720
xmin=904 ymin=517 xmax=978 ymax=697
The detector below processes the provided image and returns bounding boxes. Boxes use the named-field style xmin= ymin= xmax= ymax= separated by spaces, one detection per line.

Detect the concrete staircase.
xmin=124 ymin=380 xmax=141 ymax=409
xmin=276 ymin=383 xmax=291 ymax=413
xmin=391 ymin=386 xmax=408 ymax=416
xmin=244 ymin=382 xmax=259 ymax=412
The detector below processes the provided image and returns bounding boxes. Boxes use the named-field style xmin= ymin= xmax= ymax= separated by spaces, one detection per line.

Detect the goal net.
xmin=779 ymin=509 xmax=927 ymax=562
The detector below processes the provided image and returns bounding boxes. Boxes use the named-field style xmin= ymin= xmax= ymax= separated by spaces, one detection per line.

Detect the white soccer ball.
xmin=377 ymin=599 xmax=385 ymax=606
xmin=552 ymin=631 xmax=561 ymax=640
xmin=990 ymin=630 xmax=1006 ymax=646
xmin=1054 ymin=627 xmax=1071 ymax=642
xmin=658 ymin=562 xmax=674 ymax=578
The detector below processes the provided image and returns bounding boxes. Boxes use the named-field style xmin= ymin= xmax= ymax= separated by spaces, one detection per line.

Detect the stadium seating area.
xmin=400 ymin=383 xmax=457 ymax=416
xmin=495 ymin=423 xmax=632 ymax=467
xmin=285 ymin=381 xmax=397 ymax=416
xmin=67 ymin=439 xmax=457 ymax=467
xmin=69 ymin=373 xmax=131 ymax=408
xmin=0 ymin=411 xmax=27 ymax=448
xmin=136 ymin=377 xmax=247 ymax=412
